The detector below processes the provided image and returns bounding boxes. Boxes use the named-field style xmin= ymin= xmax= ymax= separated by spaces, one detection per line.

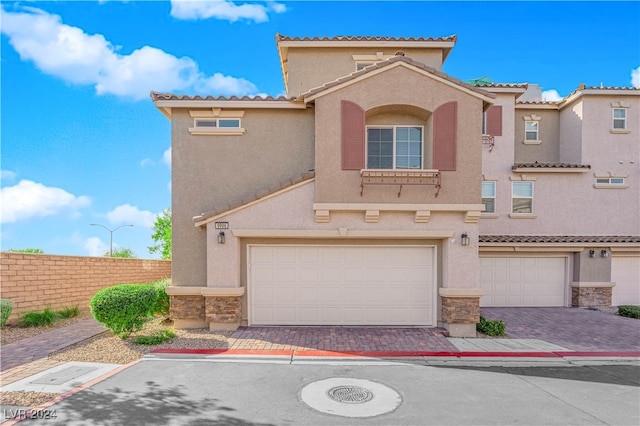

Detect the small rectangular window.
xmin=512 ymin=181 xmax=533 ymax=214
xmin=367 ymin=126 xmax=422 ymax=170
xmin=195 ymin=119 xmax=217 ymax=127
xmin=597 ymin=177 xmax=625 ymax=185
xmin=356 ymin=62 xmax=376 ymax=71
xmin=218 ymin=119 xmax=241 ymax=128
xmin=482 ymin=181 xmax=496 ymax=213
xmin=613 ymin=108 xmax=626 ymax=129
xmin=525 ymin=121 xmax=539 ymax=141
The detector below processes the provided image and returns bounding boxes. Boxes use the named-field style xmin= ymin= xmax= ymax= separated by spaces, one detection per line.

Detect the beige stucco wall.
xmin=285 ymin=47 xmax=445 ymax=96
xmin=313 ymin=65 xmax=484 ymax=205
xmin=203 ymin=181 xmax=480 ymax=325
xmin=171 ymin=108 xmax=315 ymax=287
xmin=514 ymin=108 xmax=560 ymax=163
xmin=481 ymin=93 xmax=639 ymax=236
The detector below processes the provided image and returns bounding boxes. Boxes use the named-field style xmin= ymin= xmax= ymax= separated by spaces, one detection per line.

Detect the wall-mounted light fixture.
xmin=589 ymin=250 xmax=596 ymax=258
xmin=461 ymin=232 xmax=470 ymax=246
xmin=217 ymin=231 xmax=225 ymax=244
xmin=600 ymin=250 xmax=609 ymax=258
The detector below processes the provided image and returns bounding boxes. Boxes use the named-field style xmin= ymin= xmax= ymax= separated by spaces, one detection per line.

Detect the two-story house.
xmin=152 ymin=34 xmax=639 ymax=338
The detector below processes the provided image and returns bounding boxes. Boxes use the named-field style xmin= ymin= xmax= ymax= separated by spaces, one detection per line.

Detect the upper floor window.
xmin=194 ymin=118 xmax=241 ymax=128
xmin=482 ymin=181 xmax=496 ymax=213
xmin=613 ymin=108 xmax=627 ymax=130
xmin=367 ymin=126 xmax=422 ymax=169
xmin=356 ymin=62 xmax=377 ymax=71
xmin=525 ymin=121 xmax=539 ymax=141
xmin=512 ymin=181 xmax=533 ymax=214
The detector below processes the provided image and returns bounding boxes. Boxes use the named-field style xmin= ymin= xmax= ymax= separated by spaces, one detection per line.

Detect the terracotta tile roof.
xmin=276 ymin=34 xmax=457 ymax=43
xmin=194 ymin=171 xmax=315 ymax=224
xmin=562 ymin=85 xmax=640 ymax=102
xmin=517 ymin=100 xmax=561 ymax=105
xmin=150 ymin=91 xmax=295 ymax=102
xmin=512 ymin=162 xmax=591 ymax=170
xmin=472 ymin=83 xmax=528 ymax=89
xmin=301 ymin=55 xmax=495 ymax=100
xmin=480 ymin=235 xmax=640 ymax=244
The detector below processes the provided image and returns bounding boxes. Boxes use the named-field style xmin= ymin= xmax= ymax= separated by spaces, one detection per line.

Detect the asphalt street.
xmin=10 ymin=358 xmax=640 ymax=426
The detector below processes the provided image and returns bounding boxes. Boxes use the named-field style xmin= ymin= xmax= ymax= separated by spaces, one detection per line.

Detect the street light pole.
xmin=90 ymin=223 xmax=134 ymax=257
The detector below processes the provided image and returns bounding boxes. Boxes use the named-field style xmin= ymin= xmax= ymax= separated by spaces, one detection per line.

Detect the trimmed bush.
xmin=90 ymin=284 xmax=158 ymax=338
xmin=134 ymin=329 xmax=176 ymax=345
xmin=21 ymin=308 xmax=57 ymax=327
xmin=0 ymin=299 xmax=13 ymax=328
xmin=618 ymin=305 xmax=640 ymax=319
xmin=476 ymin=315 xmax=507 ymax=336
xmin=151 ymin=279 xmax=170 ymax=317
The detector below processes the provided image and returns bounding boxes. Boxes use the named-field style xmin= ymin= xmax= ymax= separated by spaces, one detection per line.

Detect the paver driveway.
xmin=481 ymin=307 xmax=640 ymax=352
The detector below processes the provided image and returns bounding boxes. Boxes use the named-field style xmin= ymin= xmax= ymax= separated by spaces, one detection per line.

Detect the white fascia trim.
xmin=559 ymin=89 xmax=640 ymax=110
xmin=153 ymin=100 xmax=307 ymax=113
xmin=515 ymin=103 xmax=559 ymax=110
xmin=512 ymin=167 xmax=589 ymax=173
xmin=194 ymin=178 xmax=315 ymax=227
xmin=277 ymin=40 xmax=456 ymax=49
xmin=484 ymin=87 xmax=528 ymax=95
xmin=304 ymin=62 xmax=495 ymax=104
xmin=232 ymin=229 xmax=454 ymax=239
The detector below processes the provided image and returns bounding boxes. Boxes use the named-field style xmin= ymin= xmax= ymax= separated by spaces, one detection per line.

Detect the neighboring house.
xmin=152 ymin=34 xmax=639 ymax=337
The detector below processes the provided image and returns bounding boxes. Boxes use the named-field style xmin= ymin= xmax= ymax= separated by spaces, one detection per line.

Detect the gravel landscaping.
xmin=1 ymin=311 xmax=232 ymax=409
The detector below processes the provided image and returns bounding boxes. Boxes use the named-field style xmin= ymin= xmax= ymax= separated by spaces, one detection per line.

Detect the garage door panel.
xmin=612 ymin=257 xmax=640 ymax=306
xmin=250 ymin=245 xmax=434 ymax=325
xmin=480 ymin=257 xmax=565 ymax=307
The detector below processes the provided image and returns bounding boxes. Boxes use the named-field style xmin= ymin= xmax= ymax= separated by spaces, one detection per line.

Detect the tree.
xmin=8 ymin=248 xmax=44 ymax=254
xmin=149 ymin=208 xmax=171 ymax=260
xmin=107 ymin=247 xmax=137 ymax=258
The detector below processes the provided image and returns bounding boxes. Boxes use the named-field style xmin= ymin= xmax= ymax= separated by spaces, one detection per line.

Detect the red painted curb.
xmin=150 ymin=348 xmax=640 ymax=358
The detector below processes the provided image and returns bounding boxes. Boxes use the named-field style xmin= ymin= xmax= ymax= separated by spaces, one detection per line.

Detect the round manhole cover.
xmin=327 ymin=385 xmax=374 ymax=404
xmin=301 ymin=378 xmax=401 ymax=418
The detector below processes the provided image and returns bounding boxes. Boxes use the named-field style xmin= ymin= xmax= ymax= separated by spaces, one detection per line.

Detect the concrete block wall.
xmin=0 ymin=252 xmax=171 ymax=321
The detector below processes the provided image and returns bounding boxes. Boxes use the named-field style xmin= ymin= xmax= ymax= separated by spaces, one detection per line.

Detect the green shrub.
xmin=57 ymin=306 xmax=80 ymax=319
xmin=21 ymin=308 xmax=57 ymax=327
xmin=476 ymin=315 xmax=507 ymax=336
xmin=133 ymin=329 xmax=176 ymax=345
xmin=618 ymin=305 xmax=640 ymax=319
xmin=151 ymin=279 xmax=170 ymax=317
xmin=0 ymin=299 xmax=13 ymax=328
xmin=90 ymin=284 xmax=158 ymax=338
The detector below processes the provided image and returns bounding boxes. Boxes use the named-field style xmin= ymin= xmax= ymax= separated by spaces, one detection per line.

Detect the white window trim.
xmin=481 ymin=181 xmax=496 ymax=215
xmin=510 ymin=181 xmax=535 ymax=217
xmin=593 ymin=173 xmax=628 ymax=189
xmin=366 ymin=125 xmax=424 ymax=170
xmin=523 ymin=114 xmax=542 ymax=144
xmin=611 ymin=107 xmax=628 ymax=133
xmin=188 ymin=109 xmax=245 ymax=135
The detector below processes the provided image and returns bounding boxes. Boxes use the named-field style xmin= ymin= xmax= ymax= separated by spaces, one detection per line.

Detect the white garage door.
xmin=479 ymin=257 xmax=566 ymax=307
xmin=249 ymin=245 xmax=435 ymax=326
xmin=612 ymin=256 xmax=640 ymax=306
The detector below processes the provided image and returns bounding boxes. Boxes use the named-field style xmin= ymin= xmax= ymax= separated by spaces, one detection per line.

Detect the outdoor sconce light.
xmin=461 ymin=232 xmax=470 ymax=246
xmin=601 ymin=250 xmax=609 ymax=258
xmin=217 ymin=231 xmax=225 ymax=244
xmin=589 ymin=250 xmax=596 ymax=258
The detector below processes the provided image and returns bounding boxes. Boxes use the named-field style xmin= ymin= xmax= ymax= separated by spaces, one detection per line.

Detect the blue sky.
xmin=1 ymin=1 xmax=639 ymax=259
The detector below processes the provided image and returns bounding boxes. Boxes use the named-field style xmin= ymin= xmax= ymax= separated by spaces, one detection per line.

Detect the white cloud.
xmin=0 ymin=179 xmax=90 ymax=224
xmin=84 ymin=236 xmax=108 ymax=256
xmin=0 ymin=6 xmax=259 ymax=100
xmin=106 ymin=204 xmax=156 ymax=228
xmin=170 ymin=0 xmax=286 ymax=22
xmin=1 ymin=170 xmax=17 ymax=182
xmin=541 ymin=89 xmax=563 ymax=102
xmin=163 ymin=148 xmax=171 ymax=168
xmin=632 ymin=66 xmax=640 ymax=88
xmin=140 ymin=158 xmax=154 ymax=167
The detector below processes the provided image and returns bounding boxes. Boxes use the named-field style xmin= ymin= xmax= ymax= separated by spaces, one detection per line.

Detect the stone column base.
xmin=439 ymin=288 xmax=483 ymax=338
xmin=571 ymin=282 xmax=614 ymax=308
xmin=167 ymin=286 xmax=244 ymax=330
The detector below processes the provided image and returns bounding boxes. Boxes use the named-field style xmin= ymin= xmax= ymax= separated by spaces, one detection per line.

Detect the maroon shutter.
xmin=433 ymin=101 xmax=457 ymax=171
xmin=341 ymin=100 xmax=365 ymax=170
xmin=486 ymin=105 xmax=502 ymax=136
